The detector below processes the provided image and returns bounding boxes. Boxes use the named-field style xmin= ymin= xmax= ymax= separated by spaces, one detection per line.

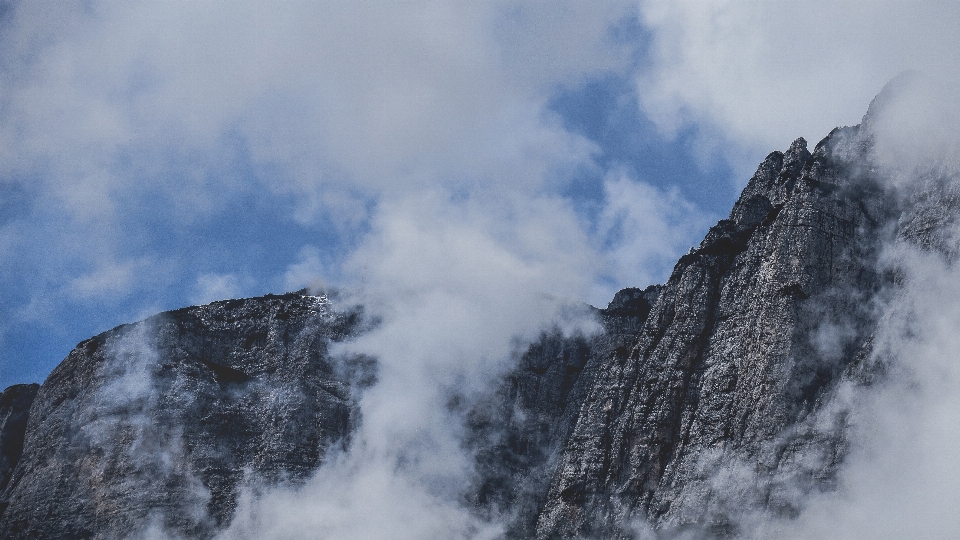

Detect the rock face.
xmin=0 ymin=293 xmax=369 ymax=539
xmin=0 ymin=384 xmax=39 ymax=495
xmin=533 ymin=77 xmax=949 ymax=538
xmin=536 ymin=130 xmax=886 ymax=539
xmin=0 ymin=81 xmax=952 ymax=539
xmin=466 ymin=286 xmax=661 ymax=539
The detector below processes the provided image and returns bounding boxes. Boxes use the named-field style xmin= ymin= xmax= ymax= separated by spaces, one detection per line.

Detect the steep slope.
xmin=0 ymin=384 xmax=39 ymax=496
xmin=466 ymin=286 xmax=660 ymax=538
xmin=535 ymin=110 xmax=904 ymax=537
xmin=0 ymin=293 xmax=369 ymax=539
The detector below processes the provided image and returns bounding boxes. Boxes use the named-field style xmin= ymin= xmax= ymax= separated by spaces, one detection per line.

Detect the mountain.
xmin=0 ymin=294 xmax=371 ymax=537
xmin=0 ymin=78 xmax=952 ymax=538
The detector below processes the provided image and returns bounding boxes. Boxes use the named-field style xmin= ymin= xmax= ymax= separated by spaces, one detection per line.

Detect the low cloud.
xmin=281 ymin=246 xmax=327 ymax=293
xmin=594 ymin=171 xmax=710 ymax=304
xmin=86 ymin=323 xmax=214 ymax=537
xmin=769 ymin=242 xmax=960 ymax=540
xmin=68 ymin=258 xmax=148 ymax=301
xmin=190 ymin=273 xmax=245 ymax=305
xmin=635 ymin=0 xmax=960 ymax=174
xmin=217 ymin=189 xmax=601 ymax=538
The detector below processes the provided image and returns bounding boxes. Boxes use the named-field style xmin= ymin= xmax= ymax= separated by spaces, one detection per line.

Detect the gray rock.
xmin=536 ymin=128 xmax=895 ymax=539
xmin=0 ymin=292 xmax=370 ymax=539
xmin=0 ymin=384 xmax=39 ymax=495
xmin=466 ymin=287 xmax=660 ymax=537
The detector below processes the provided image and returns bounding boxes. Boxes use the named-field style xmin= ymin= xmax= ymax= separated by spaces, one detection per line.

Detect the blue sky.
xmin=1 ymin=1 xmax=958 ymax=388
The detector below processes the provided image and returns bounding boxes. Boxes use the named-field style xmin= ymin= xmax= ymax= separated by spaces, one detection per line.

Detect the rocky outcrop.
xmin=535 ymin=128 xmax=896 ymax=538
xmin=0 ymin=384 xmax=39 ymax=496
xmin=0 ymin=293 xmax=370 ymax=539
xmin=466 ymin=286 xmax=660 ymax=538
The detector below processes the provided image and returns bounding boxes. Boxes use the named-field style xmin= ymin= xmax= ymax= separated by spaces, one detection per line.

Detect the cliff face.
xmin=0 ymin=293 xmax=368 ymax=539
xmin=0 ymin=83 xmax=951 ymax=539
xmin=534 ymin=77 xmax=951 ymax=538
xmin=0 ymin=384 xmax=39 ymax=496
xmin=536 ymin=129 xmax=888 ymax=538
xmin=466 ymin=286 xmax=661 ymax=539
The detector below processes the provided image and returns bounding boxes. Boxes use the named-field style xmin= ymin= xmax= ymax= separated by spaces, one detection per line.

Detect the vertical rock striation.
xmin=466 ymin=286 xmax=660 ymax=538
xmin=0 ymin=384 xmax=39 ymax=497
xmin=537 ymin=127 xmax=893 ymax=538
xmin=0 ymin=293 xmax=370 ymax=539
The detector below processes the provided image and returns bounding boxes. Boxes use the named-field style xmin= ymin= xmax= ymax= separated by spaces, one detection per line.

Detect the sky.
xmin=0 ymin=0 xmax=958 ymax=392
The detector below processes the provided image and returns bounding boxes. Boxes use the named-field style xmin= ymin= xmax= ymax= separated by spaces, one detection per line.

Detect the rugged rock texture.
xmin=533 ymin=89 xmax=925 ymax=538
xmin=466 ymin=286 xmax=660 ymax=538
xmin=0 ymin=293 xmax=369 ymax=539
xmin=0 ymin=384 xmax=39 ymax=495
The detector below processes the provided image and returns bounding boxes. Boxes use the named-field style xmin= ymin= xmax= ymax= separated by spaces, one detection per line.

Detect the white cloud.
xmin=594 ymin=171 xmax=710 ymax=303
xmin=281 ymin=246 xmax=326 ymax=293
xmin=636 ymin=0 xmax=960 ymax=173
xmin=864 ymin=73 xmax=960 ymax=179
xmin=216 ymin=187 xmax=602 ymax=538
xmin=0 ymin=0 xmax=643 ymax=340
xmin=68 ymin=257 xmax=157 ymax=301
xmin=221 ymin=454 xmax=503 ymax=540
xmin=190 ymin=273 xmax=244 ymax=305
xmin=767 ymin=243 xmax=960 ymax=540
xmin=0 ymin=1 xmax=634 ymax=223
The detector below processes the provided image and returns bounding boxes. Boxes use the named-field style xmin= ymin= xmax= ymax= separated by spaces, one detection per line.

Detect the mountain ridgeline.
xmin=0 ymin=83 xmax=950 ymax=538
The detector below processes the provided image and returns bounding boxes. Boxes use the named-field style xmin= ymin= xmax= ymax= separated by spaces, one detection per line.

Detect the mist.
xmin=763 ymin=74 xmax=960 ymax=540
xmin=655 ymin=75 xmax=960 ymax=540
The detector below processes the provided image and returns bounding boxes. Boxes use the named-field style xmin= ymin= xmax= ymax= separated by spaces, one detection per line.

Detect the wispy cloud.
xmin=217 ymin=190 xmax=601 ymax=538
xmin=635 ymin=0 xmax=960 ymax=174
xmin=0 ymin=1 xmax=646 ymax=383
xmin=594 ymin=170 xmax=709 ymax=304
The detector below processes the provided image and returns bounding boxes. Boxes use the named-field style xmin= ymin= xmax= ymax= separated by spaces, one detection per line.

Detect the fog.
xmin=765 ymin=74 xmax=960 ymax=540
xmin=634 ymin=74 xmax=960 ymax=540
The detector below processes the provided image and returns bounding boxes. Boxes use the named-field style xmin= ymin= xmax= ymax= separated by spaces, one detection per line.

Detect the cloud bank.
xmin=0 ymin=0 xmax=653 ymax=384
xmin=636 ymin=0 xmax=960 ymax=172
